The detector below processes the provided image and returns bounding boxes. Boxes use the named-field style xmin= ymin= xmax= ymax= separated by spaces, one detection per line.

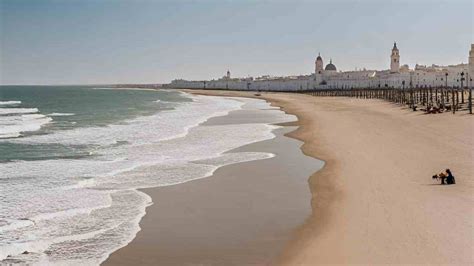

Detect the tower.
xmin=390 ymin=42 xmax=400 ymax=73
xmin=226 ymin=70 xmax=231 ymax=79
xmin=315 ymin=53 xmax=324 ymax=74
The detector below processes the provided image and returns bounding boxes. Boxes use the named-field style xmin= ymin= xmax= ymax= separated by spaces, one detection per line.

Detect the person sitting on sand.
xmin=446 ymin=169 xmax=456 ymax=185
xmin=433 ymin=172 xmax=447 ymax=185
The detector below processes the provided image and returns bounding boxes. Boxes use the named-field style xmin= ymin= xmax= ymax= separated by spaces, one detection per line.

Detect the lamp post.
xmin=445 ymin=72 xmax=448 ymax=107
xmin=447 ymin=73 xmax=454 ymax=114
xmin=469 ymin=75 xmax=472 ymax=114
xmin=445 ymin=73 xmax=448 ymax=88
xmin=456 ymin=79 xmax=460 ymax=111
xmin=402 ymin=80 xmax=405 ymax=104
xmin=410 ymin=72 xmax=415 ymax=110
xmin=460 ymin=72 xmax=465 ymax=104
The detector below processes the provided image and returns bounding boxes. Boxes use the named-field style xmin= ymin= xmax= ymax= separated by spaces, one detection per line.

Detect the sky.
xmin=0 ymin=0 xmax=473 ymax=85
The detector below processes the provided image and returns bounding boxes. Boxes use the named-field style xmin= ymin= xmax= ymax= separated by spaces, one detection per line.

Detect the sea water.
xmin=0 ymin=86 xmax=296 ymax=265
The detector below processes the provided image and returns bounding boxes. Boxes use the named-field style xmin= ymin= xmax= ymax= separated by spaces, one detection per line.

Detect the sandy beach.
xmin=104 ymin=90 xmax=473 ymax=265
xmin=185 ymin=90 xmax=473 ymax=265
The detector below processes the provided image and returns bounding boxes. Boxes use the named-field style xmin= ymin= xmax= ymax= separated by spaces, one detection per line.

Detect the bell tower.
xmin=390 ymin=42 xmax=400 ymax=73
xmin=315 ymin=53 xmax=323 ymax=74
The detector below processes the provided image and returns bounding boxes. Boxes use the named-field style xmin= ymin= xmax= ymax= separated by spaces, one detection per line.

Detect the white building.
xmin=170 ymin=43 xmax=473 ymax=91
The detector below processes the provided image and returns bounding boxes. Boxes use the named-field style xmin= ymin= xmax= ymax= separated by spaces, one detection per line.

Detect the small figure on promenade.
xmin=446 ymin=169 xmax=456 ymax=185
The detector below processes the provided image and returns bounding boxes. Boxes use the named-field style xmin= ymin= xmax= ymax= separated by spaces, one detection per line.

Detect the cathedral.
xmin=311 ymin=42 xmax=470 ymax=90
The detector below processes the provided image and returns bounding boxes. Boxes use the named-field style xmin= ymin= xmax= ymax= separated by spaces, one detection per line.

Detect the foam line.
xmin=0 ymin=101 xmax=22 ymax=106
xmin=0 ymin=108 xmax=38 ymax=115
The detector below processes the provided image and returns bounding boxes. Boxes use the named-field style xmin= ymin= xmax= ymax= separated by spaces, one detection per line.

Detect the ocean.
xmin=0 ymin=86 xmax=295 ymax=265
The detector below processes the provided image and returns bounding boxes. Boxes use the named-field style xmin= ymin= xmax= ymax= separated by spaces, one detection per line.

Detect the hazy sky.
xmin=1 ymin=0 xmax=473 ymax=85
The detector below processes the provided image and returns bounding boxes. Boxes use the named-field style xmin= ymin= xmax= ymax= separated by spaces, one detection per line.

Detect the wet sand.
xmin=104 ymin=102 xmax=323 ymax=265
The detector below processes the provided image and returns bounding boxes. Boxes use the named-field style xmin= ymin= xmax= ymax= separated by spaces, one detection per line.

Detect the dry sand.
xmin=188 ymin=90 xmax=473 ymax=265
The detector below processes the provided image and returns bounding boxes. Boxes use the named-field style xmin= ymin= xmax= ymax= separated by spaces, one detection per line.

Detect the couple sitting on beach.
xmin=432 ymin=169 xmax=456 ymax=185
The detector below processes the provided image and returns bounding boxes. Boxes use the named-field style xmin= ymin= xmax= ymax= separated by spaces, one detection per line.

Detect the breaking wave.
xmin=0 ymin=103 xmax=51 ymax=138
xmin=0 ymin=101 xmax=22 ymax=106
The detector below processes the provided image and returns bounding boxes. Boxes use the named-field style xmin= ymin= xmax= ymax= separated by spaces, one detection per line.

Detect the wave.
xmin=0 ymin=93 xmax=297 ymax=265
xmin=0 ymin=101 xmax=22 ymax=106
xmin=0 ymin=190 xmax=150 ymax=265
xmin=10 ymin=95 xmax=242 ymax=145
xmin=0 ymin=113 xmax=52 ymax=139
xmin=0 ymin=108 xmax=39 ymax=115
xmin=47 ymin=113 xmax=75 ymax=116
xmin=91 ymin=87 xmax=157 ymax=91
xmin=0 ymin=219 xmax=35 ymax=234
xmin=0 ymin=227 xmax=110 ymax=262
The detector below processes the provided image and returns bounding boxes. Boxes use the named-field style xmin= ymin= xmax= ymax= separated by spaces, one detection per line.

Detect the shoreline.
xmin=185 ymin=90 xmax=341 ymax=264
xmin=185 ymin=90 xmax=473 ymax=265
xmin=104 ymin=95 xmax=322 ymax=265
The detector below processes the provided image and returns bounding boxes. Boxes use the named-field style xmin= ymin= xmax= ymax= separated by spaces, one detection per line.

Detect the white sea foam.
xmin=0 ymin=108 xmax=39 ymax=115
xmin=47 ymin=113 xmax=75 ymax=116
xmin=0 ymin=228 xmax=109 ymax=261
xmin=0 ymin=113 xmax=52 ymax=138
xmin=0 ymin=101 xmax=22 ymax=106
xmin=0 ymin=219 xmax=35 ymax=233
xmin=0 ymin=93 xmax=296 ymax=265
xmin=10 ymin=95 xmax=242 ymax=146
xmin=91 ymin=87 xmax=157 ymax=91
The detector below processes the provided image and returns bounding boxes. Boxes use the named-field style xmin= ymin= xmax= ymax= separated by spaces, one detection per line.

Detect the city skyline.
xmin=1 ymin=0 xmax=473 ymax=85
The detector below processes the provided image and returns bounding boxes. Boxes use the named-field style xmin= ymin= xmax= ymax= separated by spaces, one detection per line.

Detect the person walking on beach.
xmin=446 ymin=169 xmax=456 ymax=185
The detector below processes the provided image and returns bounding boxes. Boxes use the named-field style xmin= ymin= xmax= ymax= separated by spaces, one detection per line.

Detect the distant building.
xmin=170 ymin=43 xmax=473 ymax=91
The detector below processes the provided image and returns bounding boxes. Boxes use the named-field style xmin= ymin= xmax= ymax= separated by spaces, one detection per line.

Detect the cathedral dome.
xmin=325 ymin=59 xmax=337 ymax=71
